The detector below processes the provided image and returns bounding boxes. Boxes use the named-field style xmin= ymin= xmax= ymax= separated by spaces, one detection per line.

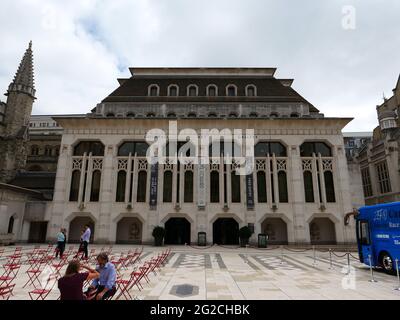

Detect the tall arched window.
xmin=118 ymin=142 xmax=148 ymax=157
xmin=207 ymin=85 xmax=218 ymax=97
xmin=116 ymin=171 xmax=126 ymax=202
xmin=69 ymin=170 xmax=81 ymax=201
xmin=184 ymin=171 xmax=194 ymax=203
xmin=231 ymin=172 xmax=241 ymax=203
xmin=74 ymin=141 xmax=105 ymax=156
xmin=90 ymin=170 xmax=101 ymax=202
xmin=254 ymin=142 xmax=287 ymax=157
xmin=257 ymin=171 xmax=267 ymax=203
xmin=278 ymin=171 xmax=288 ymax=203
xmin=246 ymin=85 xmax=257 ymax=97
xmin=7 ymin=216 xmax=14 ymax=234
xmin=303 ymin=171 xmax=314 ymax=202
xmin=148 ymin=85 xmax=159 ymax=96
xmin=163 ymin=171 xmax=173 ymax=202
xmin=31 ymin=145 xmax=40 ymax=156
xmin=168 ymin=85 xmax=179 ymax=96
xmin=300 ymin=142 xmax=332 ymax=157
xmin=137 ymin=171 xmax=147 ymax=202
xmin=226 ymin=85 xmax=237 ymax=96
xmin=44 ymin=146 xmax=52 ymax=156
xmin=210 ymin=171 xmax=220 ymax=203
xmin=324 ymin=171 xmax=336 ymax=202
xmin=187 ymin=85 xmax=198 ymax=97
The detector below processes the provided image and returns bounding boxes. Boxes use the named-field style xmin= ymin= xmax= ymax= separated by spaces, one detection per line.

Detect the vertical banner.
xmin=246 ymin=173 xmax=255 ymax=210
xmin=197 ymin=163 xmax=206 ymax=209
xmin=149 ymin=161 xmax=158 ymax=210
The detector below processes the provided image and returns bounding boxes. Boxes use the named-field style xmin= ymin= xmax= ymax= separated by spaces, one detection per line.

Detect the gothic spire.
xmin=8 ymin=41 xmax=36 ymax=98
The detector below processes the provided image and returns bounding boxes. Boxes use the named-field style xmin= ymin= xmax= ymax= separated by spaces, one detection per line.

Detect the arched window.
xmin=7 ymin=216 xmax=14 ymax=234
xmin=90 ymin=170 xmax=101 ymax=202
xmin=226 ymin=85 xmax=237 ymax=97
xmin=270 ymin=112 xmax=279 ymax=118
xmin=278 ymin=171 xmax=288 ymax=203
xmin=184 ymin=171 xmax=194 ymax=203
xmin=126 ymin=113 xmax=135 ymax=118
xmin=148 ymin=85 xmax=159 ymax=96
xmin=137 ymin=171 xmax=147 ymax=202
xmin=118 ymin=141 xmax=148 ymax=157
xmin=257 ymin=171 xmax=267 ymax=203
xmin=209 ymin=140 xmax=242 ymax=159
xmin=74 ymin=141 xmax=105 ymax=156
xmin=55 ymin=146 xmax=60 ymax=156
xmin=207 ymin=85 xmax=218 ymax=97
xmin=106 ymin=112 xmax=115 ymax=118
xmin=324 ymin=171 xmax=336 ymax=202
xmin=300 ymin=142 xmax=332 ymax=157
xmin=246 ymin=85 xmax=257 ymax=97
xmin=231 ymin=171 xmax=241 ymax=203
xmin=31 ymin=145 xmax=40 ymax=156
xmin=303 ymin=171 xmax=314 ymax=202
xmin=187 ymin=85 xmax=198 ymax=97
xmin=210 ymin=171 xmax=220 ymax=203
xmin=44 ymin=145 xmax=52 ymax=156
xmin=168 ymin=85 xmax=179 ymax=96
xmin=290 ymin=112 xmax=300 ymax=118
xmin=116 ymin=171 xmax=126 ymax=202
xmin=187 ymin=112 xmax=197 ymax=118
xmin=163 ymin=171 xmax=173 ymax=202
xmin=254 ymin=142 xmax=287 ymax=157
xmin=167 ymin=112 xmax=177 ymax=118
xmin=69 ymin=170 xmax=81 ymax=201
xmin=249 ymin=112 xmax=258 ymax=118
xmin=208 ymin=113 xmax=217 ymax=118
xmin=147 ymin=112 xmax=156 ymax=118
xmin=228 ymin=112 xmax=238 ymax=118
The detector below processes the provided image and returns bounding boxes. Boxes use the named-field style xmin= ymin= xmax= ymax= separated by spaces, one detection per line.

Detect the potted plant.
xmin=239 ymin=226 xmax=253 ymax=247
xmin=152 ymin=226 xmax=165 ymax=246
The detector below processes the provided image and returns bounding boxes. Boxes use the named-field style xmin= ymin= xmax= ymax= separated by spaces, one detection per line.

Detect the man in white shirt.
xmin=81 ymin=225 xmax=91 ymax=259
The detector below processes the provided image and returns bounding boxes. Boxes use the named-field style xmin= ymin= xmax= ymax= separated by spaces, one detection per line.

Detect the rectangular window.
xmin=375 ymin=161 xmax=391 ymax=194
xmin=361 ymin=168 xmax=373 ymax=197
xmin=358 ymin=220 xmax=370 ymax=245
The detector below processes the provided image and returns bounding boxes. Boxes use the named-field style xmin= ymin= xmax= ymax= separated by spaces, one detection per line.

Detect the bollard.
xmin=346 ymin=252 xmax=351 ymax=275
xmin=280 ymin=245 xmax=284 ymax=264
xmin=328 ymin=249 xmax=333 ymax=270
xmin=395 ymin=259 xmax=400 ymax=291
xmin=368 ymin=254 xmax=378 ymax=283
xmin=312 ymin=245 xmax=316 ymax=266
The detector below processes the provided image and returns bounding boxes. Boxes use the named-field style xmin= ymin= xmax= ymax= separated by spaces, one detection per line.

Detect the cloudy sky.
xmin=0 ymin=0 xmax=399 ymax=131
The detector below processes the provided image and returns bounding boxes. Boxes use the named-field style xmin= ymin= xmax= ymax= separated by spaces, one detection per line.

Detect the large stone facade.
xmin=46 ymin=68 xmax=356 ymax=245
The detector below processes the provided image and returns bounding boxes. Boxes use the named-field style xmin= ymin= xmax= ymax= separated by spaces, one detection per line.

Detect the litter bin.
xmin=258 ymin=233 xmax=267 ymax=248
xmin=198 ymin=232 xmax=207 ymax=246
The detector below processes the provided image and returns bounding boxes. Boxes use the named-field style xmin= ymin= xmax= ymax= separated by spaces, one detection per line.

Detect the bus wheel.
xmin=380 ymin=252 xmax=395 ymax=274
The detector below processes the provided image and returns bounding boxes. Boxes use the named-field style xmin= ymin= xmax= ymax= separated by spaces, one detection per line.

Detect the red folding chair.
xmin=23 ymin=260 xmax=47 ymax=288
xmin=0 ymin=284 xmax=15 ymax=300
xmin=115 ymin=268 xmax=139 ymax=300
xmin=52 ymin=259 xmax=67 ymax=278
xmin=0 ymin=264 xmax=20 ymax=287
xmin=28 ymin=273 xmax=58 ymax=300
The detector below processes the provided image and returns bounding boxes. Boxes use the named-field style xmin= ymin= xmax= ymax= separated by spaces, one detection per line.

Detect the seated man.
xmin=85 ymin=253 xmax=116 ymax=300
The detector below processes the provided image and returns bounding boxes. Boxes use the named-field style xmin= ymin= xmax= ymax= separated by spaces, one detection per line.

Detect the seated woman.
xmin=58 ymin=260 xmax=99 ymax=300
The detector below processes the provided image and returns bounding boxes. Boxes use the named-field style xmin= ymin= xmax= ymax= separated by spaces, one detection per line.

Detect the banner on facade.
xmin=197 ymin=163 xmax=206 ymax=209
xmin=246 ymin=173 xmax=255 ymax=210
xmin=149 ymin=161 xmax=158 ymax=210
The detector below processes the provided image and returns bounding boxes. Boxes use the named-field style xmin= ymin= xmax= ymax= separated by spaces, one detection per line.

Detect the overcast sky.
xmin=0 ymin=0 xmax=399 ymax=132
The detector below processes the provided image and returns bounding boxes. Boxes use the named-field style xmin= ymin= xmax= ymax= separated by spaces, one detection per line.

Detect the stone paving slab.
xmin=1 ymin=244 xmax=400 ymax=300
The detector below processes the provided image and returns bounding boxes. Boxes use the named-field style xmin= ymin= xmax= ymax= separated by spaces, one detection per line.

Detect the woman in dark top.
xmin=58 ymin=260 xmax=99 ymax=300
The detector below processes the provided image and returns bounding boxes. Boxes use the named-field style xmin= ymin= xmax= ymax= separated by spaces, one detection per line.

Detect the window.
xmin=163 ymin=171 xmax=173 ymax=202
xmin=246 ymin=85 xmax=257 ymax=97
xmin=90 ymin=170 xmax=101 ymax=202
xmin=300 ymin=142 xmax=332 ymax=157
xmin=303 ymin=171 xmax=314 ymax=202
xmin=69 ymin=170 xmax=81 ymax=201
xmin=226 ymin=85 xmax=237 ymax=97
xmin=249 ymin=112 xmax=258 ymax=118
xmin=168 ymin=85 xmax=179 ymax=96
xmin=116 ymin=171 xmax=126 ymax=202
xmin=148 ymin=85 xmax=159 ymax=96
xmin=31 ymin=145 xmax=40 ymax=156
xmin=106 ymin=113 xmax=115 ymax=117
xmin=207 ymin=85 xmax=217 ymax=97
xmin=187 ymin=85 xmax=198 ymax=97
xmin=7 ymin=216 xmax=14 ymax=234
xmin=126 ymin=113 xmax=135 ymax=118
xmin=270 ymin=112 xmax=279 ymax=118
xmin=376 ymin=161 xmax=391 ymax=194
xmin=184 ymin=171 xmax=194 ymax=202
xmin=361 ymin=168 xmax=373 ymax=197
xmin=257 ymin=171 xmax=267 ymax=203
xmin=358 ymin=220 xmax=370 ymax=245
xmin=278 ymin=171 xmax=288 ymax=203
xmin=187 ymin=112 xmax=197 ymax=118
xmin=118 ymin=142 xmax=149 ymax=157
xmin=231 ymin=172 xmax=241 ymax=203
xmin=74 ymin=141 xmax=105 ymax=156
xmin=137 ymin=171 xmax=147 ymax=202
xmin=254 ymin=142 xmax=287 ymax=157
xmin=147 ymin=112 xmax=156 ymax=117
xmin=209 ymin=140 xmax=242 ymax=159
xmin=210 ymin=171 xmax=220 ymax=203
xmin=44 ymin=146 xmax=52 ymax=156
xmin=167 ymin=113 xmax=177 ymax=118
xmin=290 ymin=112 xmax=300 ymax=118
xmin=208 ymin=113 xmax=217 ymax=118
xmin=324 ymin=171 xmax=335 ymax=202
xmin=228 ymin=113 xmax=238 ymax=118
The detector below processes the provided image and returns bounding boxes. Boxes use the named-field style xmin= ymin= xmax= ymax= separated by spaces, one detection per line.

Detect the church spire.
xmin=7 ymin=41 xmax=36 ymax=98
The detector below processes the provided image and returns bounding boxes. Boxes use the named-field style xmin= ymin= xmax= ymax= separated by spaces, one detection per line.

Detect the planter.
xmin=0 ymin=234 xmax=14 ymax=246
xmin=240 ymin=238 xmax=249 ymax=248
xmin=154 ymin=237 xmax=164 ymax=247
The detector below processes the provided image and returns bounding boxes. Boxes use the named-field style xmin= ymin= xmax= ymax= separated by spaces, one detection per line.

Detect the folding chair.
xmin=28 ymin=273 xmax=58 ymax=300
xmin=0 ymin=284 xmax=15 ymax=300
xmin=23 ymin=260 xmax=47 ymax=288
xmin=0 ymin=264 xmax=20 ymax=287
xmin=52 ymin=259 xmax=67 ymax=278
xmin=115 ymin=269 xmax=139 ymax=300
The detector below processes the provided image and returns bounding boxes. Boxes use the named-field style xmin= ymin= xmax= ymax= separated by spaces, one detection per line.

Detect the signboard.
xmin=197 ymin=163 xmax=206 ymax=209
xmin=246 ymin=173 xmax=255 ymax=210
xmin=149 ymin=162 xmax=158 ymax=209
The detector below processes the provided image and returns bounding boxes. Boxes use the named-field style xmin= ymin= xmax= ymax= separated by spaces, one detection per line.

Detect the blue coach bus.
xmin=356 ymin=202 xmax=400 ymax=274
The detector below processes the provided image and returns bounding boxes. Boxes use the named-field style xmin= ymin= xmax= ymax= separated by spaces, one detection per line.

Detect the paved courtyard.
xmin=2 ymin=244 xmax=400 ymax=300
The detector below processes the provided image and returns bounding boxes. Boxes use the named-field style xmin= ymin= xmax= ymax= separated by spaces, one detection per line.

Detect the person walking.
xmin=81 ymin=224 xmax=91 ymax=259
xmin=58 ymin=260 xmax=99 ymax=300
xmin=55 ymin=228 xmax=66 ymax=259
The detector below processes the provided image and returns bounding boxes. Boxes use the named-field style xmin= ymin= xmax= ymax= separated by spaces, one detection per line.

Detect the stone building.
xmin=46 ymin=67 xmax=355 ymax=245
xmin=357 ymin=75 xmax=400 ymax=205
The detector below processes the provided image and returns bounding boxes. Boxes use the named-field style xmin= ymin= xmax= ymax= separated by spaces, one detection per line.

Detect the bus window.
xmin=359 ymin=220 xmax=370 ymax=245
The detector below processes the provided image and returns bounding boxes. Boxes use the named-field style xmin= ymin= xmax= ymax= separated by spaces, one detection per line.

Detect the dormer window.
xmin=168 ymin=85 xmax=179 ymax=97
xmin=187 ymin=85 xmax=198 ymax=97
xmin=226 ymin=85 xmax=237 ymax=97
xmin=148 ymin=84 xmax=159 ymax=96
xmin=207 ymin=85 xmax=218 ymax=97
xmin=246 ymin=85 xmax=257 ymax=97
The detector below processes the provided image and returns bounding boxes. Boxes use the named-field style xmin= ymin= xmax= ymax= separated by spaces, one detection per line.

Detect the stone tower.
xmin=0 ymin=41 xmax=36 ymax=183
